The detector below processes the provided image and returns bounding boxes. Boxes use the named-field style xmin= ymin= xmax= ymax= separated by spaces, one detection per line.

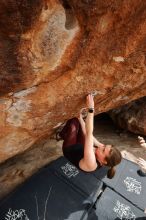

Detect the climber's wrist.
xmin=88 ymin=108 xmax=94 ymax=113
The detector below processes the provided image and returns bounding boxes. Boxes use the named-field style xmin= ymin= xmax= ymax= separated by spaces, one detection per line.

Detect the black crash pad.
xmin=88 ymin=188 xmax=146 ymax=220
xmin=1 ymin=157 xmax=146 ymax=220
xmin=0 ymin=157 xmax=103 ymax=220
xmin=48 ymin=156 xmax=103 ymax=202
xmin=93 ymin=159 xmax=146 ymax=211
xmin=0 ymin=169 xmax=94 ymax=220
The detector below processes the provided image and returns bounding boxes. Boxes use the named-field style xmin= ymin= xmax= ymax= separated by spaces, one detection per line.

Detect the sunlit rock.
xmin=0 ymin=0 xmax=146 ymax=164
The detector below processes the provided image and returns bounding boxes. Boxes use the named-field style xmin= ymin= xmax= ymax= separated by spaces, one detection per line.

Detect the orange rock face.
xmin=0 ymin=0 xmax=146 ymax=163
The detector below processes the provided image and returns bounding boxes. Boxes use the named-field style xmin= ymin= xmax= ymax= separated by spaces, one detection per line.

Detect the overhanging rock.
xmin=0 ymin=0 xmax=146 ymax=164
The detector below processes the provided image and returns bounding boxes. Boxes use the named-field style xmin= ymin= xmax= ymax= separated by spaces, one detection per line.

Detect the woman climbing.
xmin=58 ymin=94 xmax=122 ymax=178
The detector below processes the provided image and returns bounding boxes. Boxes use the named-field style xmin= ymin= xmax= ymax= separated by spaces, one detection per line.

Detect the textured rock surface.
xmin=109 ymin=97 xmax=146 ymax=135
xmin=0 ymin=0 xmax=146 ymax=164
xmin=0 ymin=137 xmax=63 ymax=200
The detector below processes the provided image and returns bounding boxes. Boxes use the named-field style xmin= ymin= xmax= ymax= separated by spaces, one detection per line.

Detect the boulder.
xmin=109 ymin=97 xmax=146 ymax=135
xmin=0 ymin=0 xmax=146 ymax=164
